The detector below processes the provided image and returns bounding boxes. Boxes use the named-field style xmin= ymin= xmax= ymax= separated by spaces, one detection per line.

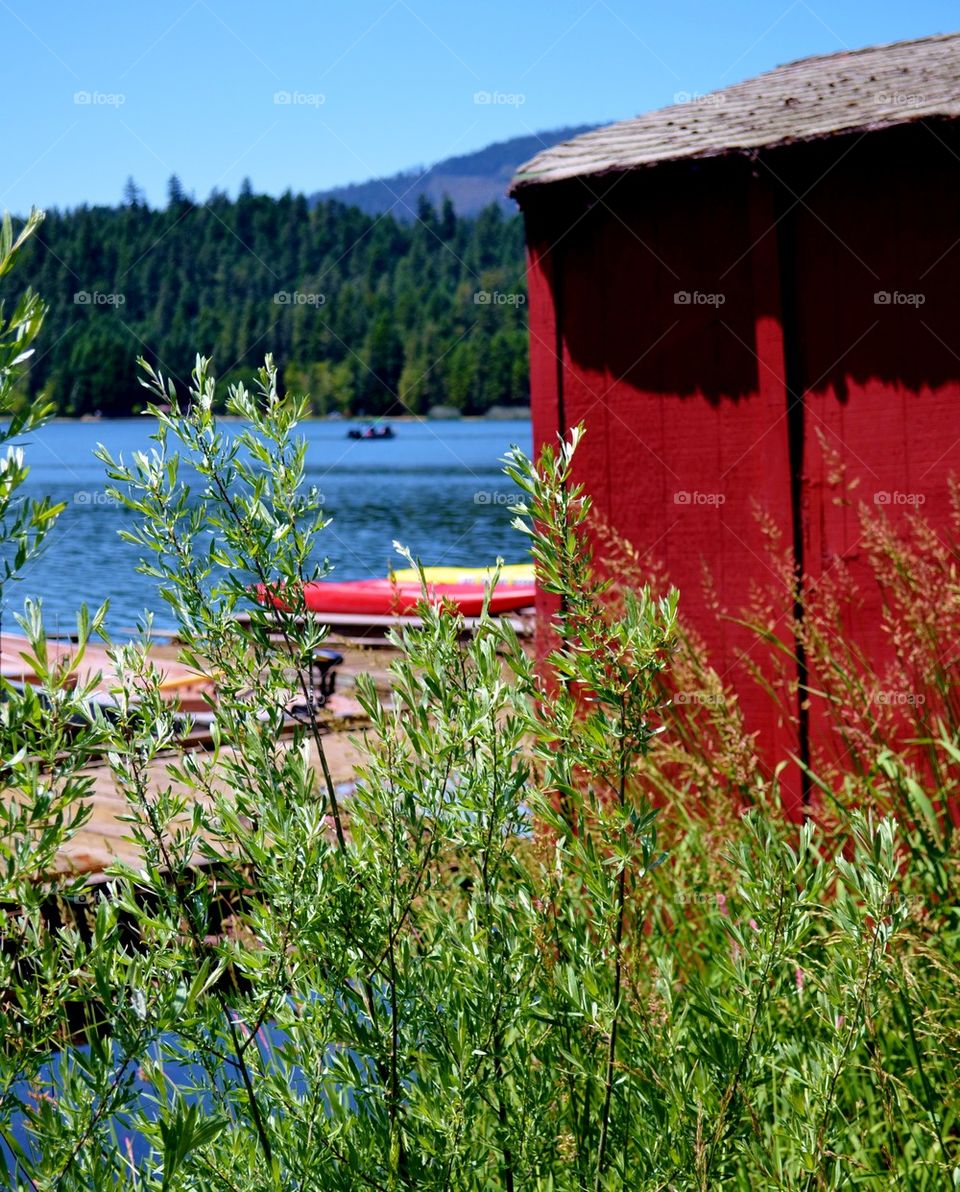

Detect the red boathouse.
xmin=510 ymin=34 xmax=960 ymax=812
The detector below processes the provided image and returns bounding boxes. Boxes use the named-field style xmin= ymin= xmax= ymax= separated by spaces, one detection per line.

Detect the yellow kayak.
xmin=391 ymin=563 xmax=534 ymax=585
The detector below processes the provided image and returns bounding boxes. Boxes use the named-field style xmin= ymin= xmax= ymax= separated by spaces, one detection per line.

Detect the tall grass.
xmin=590 ymin=468 xmax=960 ymax=1188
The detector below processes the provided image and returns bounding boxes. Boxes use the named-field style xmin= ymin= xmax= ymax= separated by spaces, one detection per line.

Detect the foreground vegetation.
xmin=1 ymin=213 xmax=958 ymax=1188
xmin=12 ymin=184 xmax=528 ymax=418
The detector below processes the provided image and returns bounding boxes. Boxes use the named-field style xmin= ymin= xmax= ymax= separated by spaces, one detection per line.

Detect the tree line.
xmin=11 ymin=177 xmax=530 ymax=417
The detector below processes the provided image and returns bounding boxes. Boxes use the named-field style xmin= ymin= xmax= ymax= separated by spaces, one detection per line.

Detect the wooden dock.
xmin=232 ymin=608 xmax=535 ymax=645
xmin=4 ymin=610 xmax=534 ymax=882
xmin=55 ymin=732 xmax=365 ymax=877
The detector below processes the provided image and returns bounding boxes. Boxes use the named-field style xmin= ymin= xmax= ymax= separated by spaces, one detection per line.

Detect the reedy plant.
xmin=0 ymin=211 xmax=119 ymax=1185
xmin=584 ymin=471 xmax=960 ymax=1188
xmin=505 ymin=429 xmax=679 ymax=1189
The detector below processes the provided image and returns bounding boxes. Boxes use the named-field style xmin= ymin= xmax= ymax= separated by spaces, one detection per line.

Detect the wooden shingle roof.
xmin=509 ymin=32 xmax=960 ymax=194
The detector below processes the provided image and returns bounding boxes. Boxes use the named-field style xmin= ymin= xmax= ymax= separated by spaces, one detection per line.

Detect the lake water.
xmin=1 ymin=418 xmax=532 ymax=636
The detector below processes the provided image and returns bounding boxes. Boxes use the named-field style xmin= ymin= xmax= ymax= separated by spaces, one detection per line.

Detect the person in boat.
xmin=348 ymin=422 xmax=394 ymax=440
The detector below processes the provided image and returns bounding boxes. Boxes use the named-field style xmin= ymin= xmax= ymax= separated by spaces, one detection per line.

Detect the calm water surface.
xmin=2 ymin=418 xmax=532 ymax=635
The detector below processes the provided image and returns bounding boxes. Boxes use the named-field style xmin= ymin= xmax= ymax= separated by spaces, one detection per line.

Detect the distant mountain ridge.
xmin=309 ymin=125 xmax=601 ymax=218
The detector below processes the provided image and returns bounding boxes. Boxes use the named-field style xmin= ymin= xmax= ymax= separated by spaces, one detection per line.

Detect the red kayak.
xmin=262 ymin=578 xmax=536 ymax=617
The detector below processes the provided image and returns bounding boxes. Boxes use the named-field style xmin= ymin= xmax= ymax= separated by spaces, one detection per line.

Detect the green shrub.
xmin=0 ymin=215 xmax=957 ymax=1189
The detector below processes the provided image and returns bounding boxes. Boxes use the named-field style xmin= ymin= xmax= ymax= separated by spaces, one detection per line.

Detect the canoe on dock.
xmin=296 ymin=578 xmax=536 ymax=618
xmin=258 ymin=563 xmax=536 ymax=619
xmin=390 ymin=563 xmax=534 ymax=585
xmin=0 ymin=634 xmax=215 ymax=713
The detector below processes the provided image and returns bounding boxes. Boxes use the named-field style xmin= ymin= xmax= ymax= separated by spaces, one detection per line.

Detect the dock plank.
xmin=48 ymin=732 xmax=365 ymax=877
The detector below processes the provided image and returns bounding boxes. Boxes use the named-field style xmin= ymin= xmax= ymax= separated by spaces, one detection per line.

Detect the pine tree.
xmin=167 ymin=175 xmax=187 ymax=208
xmin=122 ymin=177 xmax=145 ymax=208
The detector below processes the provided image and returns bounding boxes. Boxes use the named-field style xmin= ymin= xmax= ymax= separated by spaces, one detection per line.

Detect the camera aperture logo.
xmin=874 ymin=290 xmax=925 ymax=306
xmin=873 ymin=490 xmax=925 ymax=507
xmin=674 ymin=890 xmax=729 ymax=906
xmin=473 ymin=90 xmax=525 ymax=107
xmin=273 ymin=90 xmax=325 ymax=107
xmin=74 ymin=291 xmax=125 ymax=306
xmin=74 ymin=90 xmax=125 ymax=107
xmin=875 ymin=91 xmax=926 ymax=108
xmin=673 ymin=691 xmax=725 ymax=706
xmin=74 ymin=490 xmax=119 ymax=507
xmin=872 ymin=688 xmax=925 ymax=707
xmin=674 ymin=290 xmax=725 ymax=306
xmin=274 ymin=291 xmax=325 ymax=306
xmin=474 ymin=290 xmax=525 ymax=306
xmin=674 ymin=490 xmax=725 ymax=507
xmin=673 ymin=91 xmax=724 ymax=107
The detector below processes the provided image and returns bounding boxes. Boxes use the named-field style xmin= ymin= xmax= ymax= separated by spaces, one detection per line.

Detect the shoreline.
xmin=53 ymin=411 xmax=532 ymax=424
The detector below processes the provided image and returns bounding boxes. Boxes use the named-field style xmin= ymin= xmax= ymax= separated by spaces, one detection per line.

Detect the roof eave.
xmin=508 ymin=111 xmax=955 ymax=199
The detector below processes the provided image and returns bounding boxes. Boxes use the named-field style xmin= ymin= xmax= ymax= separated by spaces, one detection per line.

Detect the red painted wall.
xmin=518 ymin=122 xmax=960 ymax=810
xmin=777 ymin=125 xmax=960 ymax=775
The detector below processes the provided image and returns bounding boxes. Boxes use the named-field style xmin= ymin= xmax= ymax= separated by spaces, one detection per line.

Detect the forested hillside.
xmin=312 ymin=124 xmax=597 ymax=217
xmin=12 ymin=180 xmax=530 ymax=417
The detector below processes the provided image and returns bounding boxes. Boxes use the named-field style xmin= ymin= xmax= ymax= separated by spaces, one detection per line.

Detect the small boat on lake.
xmin=347 ymin=423 xmax=395 ymax=441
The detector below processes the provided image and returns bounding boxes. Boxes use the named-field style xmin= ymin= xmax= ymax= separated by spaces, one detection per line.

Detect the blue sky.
xmin=4 ymin=0 xmax=957 ymax=213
